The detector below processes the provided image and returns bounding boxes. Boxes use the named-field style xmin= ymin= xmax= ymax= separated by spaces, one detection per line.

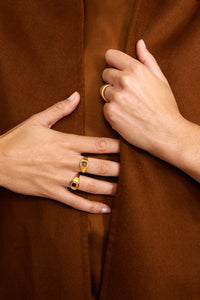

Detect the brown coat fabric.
xmin=0 ymin=1 xmax=200 ymax=299
xmin=84 ymin=1 xmax=134 ymax=298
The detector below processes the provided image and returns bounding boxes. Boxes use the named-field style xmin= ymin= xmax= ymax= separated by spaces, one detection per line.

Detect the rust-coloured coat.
xmin=0 ymin=1 xmax=200 ymax=299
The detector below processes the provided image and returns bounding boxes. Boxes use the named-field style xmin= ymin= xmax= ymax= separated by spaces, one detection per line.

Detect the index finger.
xmin=68 ymin=135 xmax=120 ymax=154
xmin=105 ymin=49 xmax=137 ymax=71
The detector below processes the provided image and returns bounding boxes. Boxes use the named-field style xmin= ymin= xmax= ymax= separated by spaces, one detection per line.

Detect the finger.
xmin=53 ymin=187 xmax=111 ymax=214
xmin=69 ymin=135 xmax=120 ymax=154
xmin=102 ymin=68 xmax=121 ymax=85
xmin=78 ymin=175 xmax=117 ymax=195
xmin=103 ymin=84 xmax=118 ymax=103
xmin=136 ymin=39 xmax=168 ymax=84
xmin=30 ymin=91 xmax=80 ymax=128
xmin=100 ymin=84 xmax=116 ymax=103
xmin=105 ymin=49 xmax=137 ymax=71
xmin=79 ymin=157 xmax=120 ymax=177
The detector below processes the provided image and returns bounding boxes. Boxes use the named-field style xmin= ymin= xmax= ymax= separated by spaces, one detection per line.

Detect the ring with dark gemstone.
xmin=70 ymin=175 xmax=80 ymax=190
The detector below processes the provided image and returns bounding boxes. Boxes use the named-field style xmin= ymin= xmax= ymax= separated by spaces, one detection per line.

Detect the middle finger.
xmin=102 ymin=68 xmax=121 ymax=86
xmin=81 ymin=157 xmax=120 ymax=177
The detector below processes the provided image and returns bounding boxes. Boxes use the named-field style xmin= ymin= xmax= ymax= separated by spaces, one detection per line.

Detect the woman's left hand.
xmin=101 ymin=40 xmax=186 ymax=159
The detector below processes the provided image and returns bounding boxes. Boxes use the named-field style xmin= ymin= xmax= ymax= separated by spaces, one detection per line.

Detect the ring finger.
xmin=102 ymin=68 xmax=121 ymax=85
xmin=78 ymin=175 xmax=117 ymax=195
xmin=99 ymin=84 xmax=115 ymax=102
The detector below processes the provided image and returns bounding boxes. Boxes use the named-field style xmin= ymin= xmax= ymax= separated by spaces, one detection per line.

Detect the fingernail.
xmin=141 ymin=39 xmax=146 ymax=49
xmin=101 ymin=206 xmax=111 ymax=214
xmin=68 ymin=91 xmax=78 ymax=101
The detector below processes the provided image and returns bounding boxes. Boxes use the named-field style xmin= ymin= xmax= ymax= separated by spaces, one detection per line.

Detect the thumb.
xmin=136 ymin=39 xmax=168 ymax=84
xmin=31 ymin=91 xmax=80 ymax=128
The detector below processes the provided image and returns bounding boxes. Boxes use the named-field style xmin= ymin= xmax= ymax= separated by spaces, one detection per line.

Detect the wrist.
xmin=150 ymin=114 xmax=191 ymax=168
xmin=173 ymin=119 xmax=200 ymax=181
xmin=0 ymin=135 xmax=8 ymax=188
xmin=164 ymin=117 xmax=191 ymax=169
xmin=151 ymin=114 xmax=200 ymax=182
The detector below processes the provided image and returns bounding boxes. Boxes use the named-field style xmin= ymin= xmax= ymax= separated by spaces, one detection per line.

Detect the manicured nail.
xmin=101 ymin=206 xmax=111 ymax=214
xmin=141 ymin=39 xmax=146 ymax=49
xmin=68 ymin=91 xmax=78 ymax=101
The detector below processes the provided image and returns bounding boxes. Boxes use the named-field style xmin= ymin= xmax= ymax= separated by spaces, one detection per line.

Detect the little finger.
xmin=52 ymin=187 xmax=111 ymax=214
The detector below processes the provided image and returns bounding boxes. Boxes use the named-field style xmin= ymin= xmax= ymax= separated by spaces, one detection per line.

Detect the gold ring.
xmin=100 ymin=84 xmax=112 ymax=103
xmin=80 ymin=156 xmax=89 ymax=174
xmin=70 ymin=174 xmax=80 ymax=190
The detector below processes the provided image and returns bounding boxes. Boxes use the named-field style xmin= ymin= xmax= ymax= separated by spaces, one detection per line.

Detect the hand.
xmin=101 ymin=40 xmax=186 ymax=160
xmin=0 ymin=92 xmax=120 ymax=214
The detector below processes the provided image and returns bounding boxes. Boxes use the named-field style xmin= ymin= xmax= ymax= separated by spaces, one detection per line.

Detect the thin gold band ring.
xmin=100 ymin=84 xmax=112 ymax=103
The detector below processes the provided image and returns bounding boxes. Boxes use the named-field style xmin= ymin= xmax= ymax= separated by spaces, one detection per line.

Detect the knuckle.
xmin=65 ymin=194 xmax=73 ymax=206
xmin=119 ymin=74 xmax=130 ymax=88
xmin=130 ymin=61 xmax=143 ymax=74
xmin=71 ymin=199 xmax=81 ymax=210
xmin=102 ymin=68 xmax=108 ymax=80
xmin=98 ymin=161 xmax=108 ymax=175
xmin=52 ymin=101 xmax=66 ymax=115
xmin=95 ymin=138 xmax=107 ymax=153
xmin=87 ymin=181 xmax=97 ymax=194
xmin=103 ymin=104 xmax=116 ymax=124
xmin=66 ymin=193 xmax=80 ymax=209
xmin=105 ymin=49 xmax=113 ymax=60
xmin=68 ymin=200 xmax=80 ymax=211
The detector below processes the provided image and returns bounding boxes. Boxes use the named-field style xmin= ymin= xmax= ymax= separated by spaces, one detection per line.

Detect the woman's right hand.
xmin=0 ymin=92 xmax=120 ymax=214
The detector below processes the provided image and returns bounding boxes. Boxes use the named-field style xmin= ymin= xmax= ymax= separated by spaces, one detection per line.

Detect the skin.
xmin=101 ymin=39 xmax=200 ymax=183
xmin=0 ymin=92 xmax=120 ymax=214
xmin=1 ymin=39 xmax=199 ymax=214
